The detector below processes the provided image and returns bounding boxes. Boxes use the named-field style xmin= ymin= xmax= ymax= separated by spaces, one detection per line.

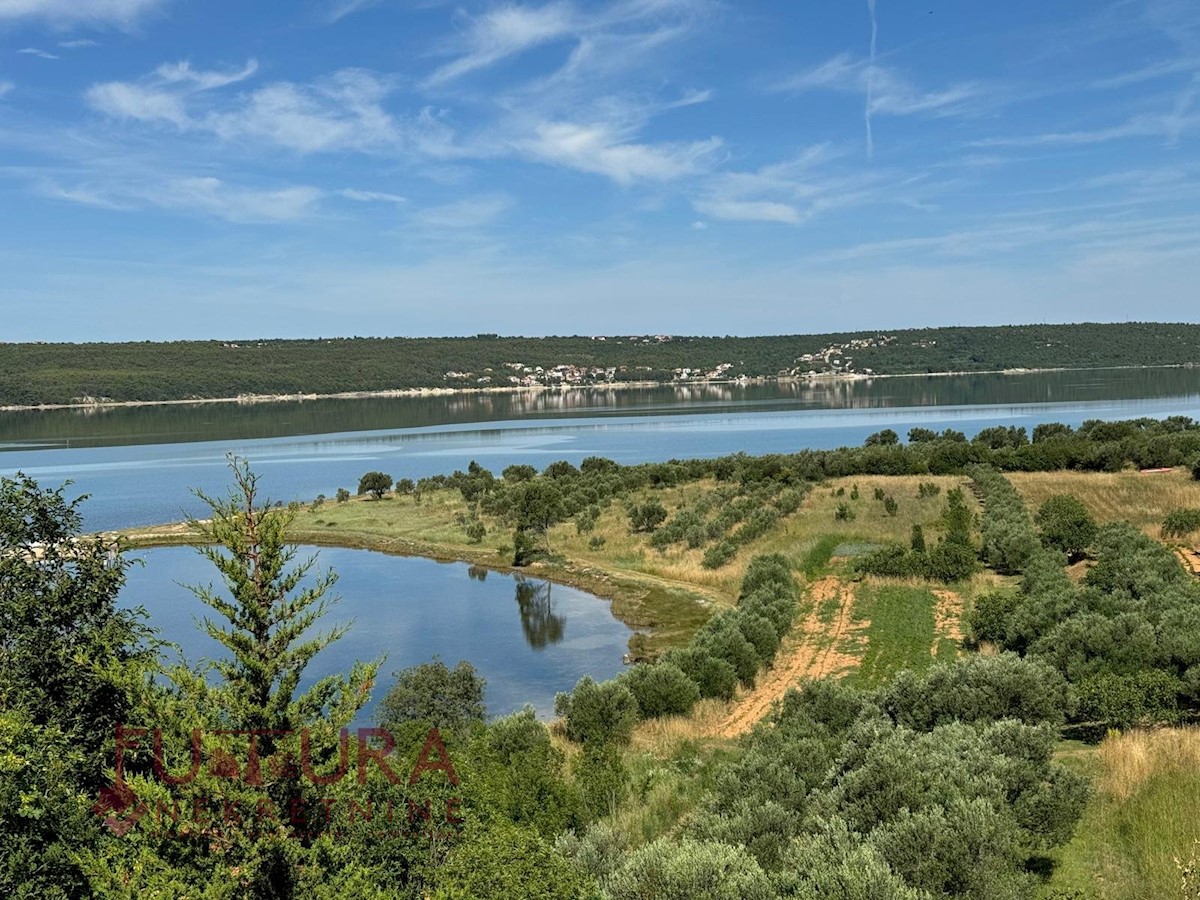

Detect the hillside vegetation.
xmin=93 ymin=415 xmax=1200 ymax=897
xmin=5 ymin=321 xmax=1200 ymax=405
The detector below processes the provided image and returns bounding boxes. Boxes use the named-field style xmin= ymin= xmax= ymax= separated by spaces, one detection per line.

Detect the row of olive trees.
xmin=966 ymin=473 xmax=1199 ymax=731
xmin=554 ymin=554 xmax=800 ymax=751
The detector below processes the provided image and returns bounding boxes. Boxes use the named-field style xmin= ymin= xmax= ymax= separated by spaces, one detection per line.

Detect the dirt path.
xmin=931 ymin=588 xmax=964 ymax=656
xmin=717 ymin=577 xmax=864 ymax=738
xmin=1178 ymin=547 xmax=1200 ymax=577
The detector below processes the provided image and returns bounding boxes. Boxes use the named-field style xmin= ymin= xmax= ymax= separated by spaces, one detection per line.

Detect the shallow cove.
xmin=121 ymin=545 xmax=634 ymax=723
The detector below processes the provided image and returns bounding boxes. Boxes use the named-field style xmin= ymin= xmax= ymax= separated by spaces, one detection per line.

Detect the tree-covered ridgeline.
xmin=5 ymin=321 xmax=1200 ymax=406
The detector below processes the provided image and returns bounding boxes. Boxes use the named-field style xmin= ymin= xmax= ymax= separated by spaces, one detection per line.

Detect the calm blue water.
xmin=4 ymin=394 xmax=1200 ymax=533
xmin=122 ymin=546 xmax=632 ymax=723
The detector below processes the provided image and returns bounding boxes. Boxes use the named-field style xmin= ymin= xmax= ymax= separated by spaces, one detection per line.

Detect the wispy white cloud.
xmin=0 ymin=0 xmax=167 ymax=28
xmin=86 ymin=59 xmax=259 ymax=129
xmin=423 ymin=0 xmax=713 ymax=88
xmin=207 ymin=70 xmax=401 ymax=153
xmin=425 ymin=2 xmax=576 ymax=87
xmin=516 ymin=120 xmax=720 ymax=184
xmin=800 ymin=210 xmax=1200 ymax=268
xmin=40 ymin=175 xmax=322 ymax=222
xmin=325 ymin=0 xmax=449 ymax=23
xmin=155 ymin=59 xmax=258 ymax=90
xmin=1090 ymin=57 xmax=1199 ymax=89
xmin=18 ymin=47 xmax=60 ymax=59
xmin=340 ymin=188 xmax=407 ymax=204
xmin=413 ymin=194 xmax=511 ymax=228
xmin=865 ymin=0 xmax=877 ymax=158
xmin=87 ymin=79 xmax=190 ymax=126
xmin=693 ymin=198 xmax=800 ymax=224
xmin=776 ymin=53 xmax=979 ymax=119
xmin=691 ymin=144 xmax=903 ymax=225
xmin=87 ymin=63 xmax=408 ymax=155
xmin=325 ymin=0 xmax=377 ymax=22
xmin=59 ymin=39 xmax=100 ymax=48
xmin=973 ymin=109 xmax=1200 ymax=148
xmin=0 ymin=80 xmax=15 ymax=99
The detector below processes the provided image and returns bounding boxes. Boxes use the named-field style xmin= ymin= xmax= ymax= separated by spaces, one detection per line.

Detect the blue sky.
xmin=1 ymin=0 xmax=1198 ymax=340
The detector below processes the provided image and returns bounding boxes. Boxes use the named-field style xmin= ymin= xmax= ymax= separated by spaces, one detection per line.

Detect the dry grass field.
xmin=1010 ymin=467 xmax=1200 ymax=536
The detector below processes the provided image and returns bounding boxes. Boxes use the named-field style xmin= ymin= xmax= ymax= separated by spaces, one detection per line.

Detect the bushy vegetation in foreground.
xmin=8 ymin=410 xmax=1200 ymax=897
xmin=560 ymin=658 xmax=1087 ymax=900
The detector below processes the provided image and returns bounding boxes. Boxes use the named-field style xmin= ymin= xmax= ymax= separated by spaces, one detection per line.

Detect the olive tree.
xmin=357 ymin=471 xmax=393 ymax=499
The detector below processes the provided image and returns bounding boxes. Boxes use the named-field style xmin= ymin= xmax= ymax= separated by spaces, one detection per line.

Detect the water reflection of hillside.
xmin=4 ymin=368 xmax=1200 ymax=450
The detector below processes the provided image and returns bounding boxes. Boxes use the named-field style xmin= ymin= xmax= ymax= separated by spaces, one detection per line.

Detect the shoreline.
xmin=3 ymin=363 xmax=1195 ymax=413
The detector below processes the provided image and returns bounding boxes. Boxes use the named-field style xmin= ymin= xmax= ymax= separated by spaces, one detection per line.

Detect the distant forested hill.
xmin=4 ymin=322 xmax=1199 ymax=406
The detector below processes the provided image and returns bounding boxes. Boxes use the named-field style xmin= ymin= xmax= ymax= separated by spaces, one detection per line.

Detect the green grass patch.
xmin=801 ymin=533 xmax=844 ymax=578
xmin=1037 ymin=730 xmax=1200 ymax=899
xmin=1040 ymin=770 xmax=1200 ymax=899
xmin=934 ymin=637 xmax=959 ymax=662
xmin=847 ymin=584 xmax=937 ymax=687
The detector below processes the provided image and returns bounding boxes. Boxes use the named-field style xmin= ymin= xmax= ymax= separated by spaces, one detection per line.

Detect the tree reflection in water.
xmin=513 ymin=575 xmax=565 ymax=649
xmin=467 ymin=564 xmax=488 ymax=582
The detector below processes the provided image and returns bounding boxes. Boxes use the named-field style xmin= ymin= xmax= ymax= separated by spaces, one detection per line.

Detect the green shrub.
xmin=910 ymin=525 xmax=926 ymax=552
xmin=695 ymin=618 xmax=759 ymax=687
xmin=702 ymin=540 xmax=737 ymax=569
xmin=629 ymin=501 xmax=668 ymax=533
xmin=876 ymin=654 xmax=1070 ymax=730
xmin=623 ymin=663 xmax=701 ymax=719
xmin=664 ymin=648 xmax=738 ymax=701
xmin=502 ymin=464 xmax=537 ymax=483
xmin=1036 ymin=495 xmax=1097 ymax=560
xmin=575 ymin=505 xmax=600 ymax=534
xmin=574 ymin=744 xmax=629 ymax=822
xmin=378 ymin=658 xmax=486 ymax=734
xmin=735 ymin=612 xmax=781 ymax=665
xmin=1075 ymin=670 xmax=1181 ymax=729
xmin=1163 ymin=508 xmax=1200 ymax=539
xmin=357 ymin=471 xmax=392 ymax=499
xmin=433 ymin=821 xmax=596 ymax=900
xmin=965 ymin=591 xmax=1020 ymax=646
xmin=465 ymin=520 xmax=486 ymax=543
xmin=555 ymin=676 xmax=639 ymax=747
xmin=922 ymin=539 xmax=978 ymax=583
xmin=603 ymin=838 xmax=774 ymax=900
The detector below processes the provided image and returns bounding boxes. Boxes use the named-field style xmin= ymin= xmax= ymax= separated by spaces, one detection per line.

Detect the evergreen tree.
xmin=186 ymin=456 xmax=379 ymax=737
